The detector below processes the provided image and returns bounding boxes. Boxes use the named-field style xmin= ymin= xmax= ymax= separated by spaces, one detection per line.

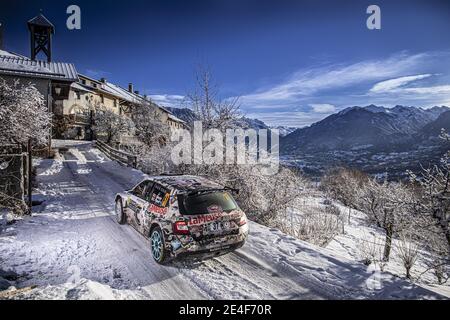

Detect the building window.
xmin=114 ymin=99 xmax=117 ymax=108
xmin=76 ymin=91 xmax=81 ymax=100
xmin=92 ymin=83 xmax=97 ymax=88
xmin=100 ymin=95 xmax=104 ymax=103
xmin=81 ymin=79 xmax=86 ymax=85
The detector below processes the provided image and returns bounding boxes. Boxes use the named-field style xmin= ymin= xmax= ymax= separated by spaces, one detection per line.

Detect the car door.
xmin=127 ymin=180 xmax=153 ymax=231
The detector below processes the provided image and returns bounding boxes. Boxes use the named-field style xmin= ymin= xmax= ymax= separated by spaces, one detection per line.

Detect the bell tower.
xmin=27 ymin=13 xmax=55 ymax=62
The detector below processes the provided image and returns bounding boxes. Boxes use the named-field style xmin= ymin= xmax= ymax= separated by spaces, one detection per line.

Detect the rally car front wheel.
xmin=115 ymin=199 xmax=126 ymax=225
xmin=150 ymin=227 xmax=168 ymax=264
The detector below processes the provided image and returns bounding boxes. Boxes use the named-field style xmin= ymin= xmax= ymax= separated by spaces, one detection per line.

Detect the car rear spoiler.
xmin=185 ymin=187 xmax=240 ymax=196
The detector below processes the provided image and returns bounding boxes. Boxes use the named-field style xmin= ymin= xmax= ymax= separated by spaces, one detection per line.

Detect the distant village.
xmin=0 ymin=13 xmax=186 ymax=142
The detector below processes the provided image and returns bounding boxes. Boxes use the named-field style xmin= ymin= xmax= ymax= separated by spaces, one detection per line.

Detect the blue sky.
xmin=1 ymin=0 xmax=450 ymax=127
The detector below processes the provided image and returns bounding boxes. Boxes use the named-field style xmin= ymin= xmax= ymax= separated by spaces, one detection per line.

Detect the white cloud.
xmin=310 ymin=103 xmax=336 ymax=113
xmin=401 ymin=85 xmax=450 ymax=95
xmin=147 ymin=94 xmax=185 ymax=108
xmin=369 ymin=74 xmax=433 ymax=93
xmin=239 ymin=52 xmax=430 ymax=107
xmin=235 ymin=51 xmax=450 ymax=127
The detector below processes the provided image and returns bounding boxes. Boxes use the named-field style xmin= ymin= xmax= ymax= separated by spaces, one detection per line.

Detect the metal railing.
xmin=95 ymin=140 xmax=137 ymax=168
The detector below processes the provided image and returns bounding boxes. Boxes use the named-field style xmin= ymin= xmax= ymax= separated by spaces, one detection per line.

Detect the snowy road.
xmin=0 ymin=141 xmax=446 ymax=299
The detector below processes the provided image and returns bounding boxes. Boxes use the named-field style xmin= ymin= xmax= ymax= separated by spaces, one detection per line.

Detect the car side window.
xmin=131 ymin=181 xmax=150 ymax=199
xmin=143 ymin=182 xmax=155 ymax=202
xmin=149 ymin=183 xmax=170 ymax=207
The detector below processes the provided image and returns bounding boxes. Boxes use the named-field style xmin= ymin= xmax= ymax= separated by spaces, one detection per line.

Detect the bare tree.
xmin=186 ymin=66 xmax=240 ymax=130
xmin=357 ymin=233 xmax=387 ymax=271
xmin=396 ymin=230 xmax=420 ymax=279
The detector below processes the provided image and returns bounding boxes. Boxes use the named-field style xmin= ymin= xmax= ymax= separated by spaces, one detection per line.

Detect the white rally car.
xmin=114 ymin=175 xmax=249 ymax=263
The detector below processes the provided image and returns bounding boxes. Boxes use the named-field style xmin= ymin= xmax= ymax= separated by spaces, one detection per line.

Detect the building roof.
xmin=27 ymin=14 xmax=55 ymax=33
xmin=77 ymin=75 xmax=185 ymax=125
xmin=71 ymin=82 xmax=94 ymax=93
xmin=101 ymin=81 xmax=145 ymax=104
xmin=0 ymin=50 xmax=27 ymax=59
xmin=168 ymin=113 xmax=186 ymax=124
xmin=0 ymin=52 xmax=78 ymax=82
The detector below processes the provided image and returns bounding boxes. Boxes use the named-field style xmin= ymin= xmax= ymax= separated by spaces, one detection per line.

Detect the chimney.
xmin=128 ymin=83 xmax=133 ymax=93
xmin=0 ymin=23 xmax=3 ymax=50
xmin=100 ymin=77 xmax=106 ymax=83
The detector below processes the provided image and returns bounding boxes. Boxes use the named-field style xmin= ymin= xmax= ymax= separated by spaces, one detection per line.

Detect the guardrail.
xmin=95 ymin=140 xmax=137 ymax=168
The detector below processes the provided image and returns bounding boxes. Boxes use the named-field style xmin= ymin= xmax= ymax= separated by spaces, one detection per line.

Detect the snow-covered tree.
xmin=408 ymin=130 xmax=450 ymax=283
xmin=321 ymin=168 xmax=369 ymax=209
xmin=359 ymin=180 xmax=416 ymax=261
xmin=323 ymin=168 xmax=418 ymax=261
xmin=130 ymin=101 xmax=170 ymax=148
xmin=93 ymin=109 xmax=133 ymax=144
xmin=0 ymin=79 xmax=51 ymax=145
xmin=409 ymin=130 xmax=449 ymax=245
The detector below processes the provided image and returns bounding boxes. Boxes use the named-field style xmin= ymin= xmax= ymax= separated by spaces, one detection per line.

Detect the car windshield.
xmin=179 ymin=191 xmax=238 ymax=215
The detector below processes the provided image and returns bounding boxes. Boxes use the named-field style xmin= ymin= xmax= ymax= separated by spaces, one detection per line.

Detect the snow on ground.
xmin=277 ymin=195 xmax=450 ymax=298
xmin=0 ymin=140 xmax=448 ymax=300
xmin=326 ymin=203 xmax=450 ymax=298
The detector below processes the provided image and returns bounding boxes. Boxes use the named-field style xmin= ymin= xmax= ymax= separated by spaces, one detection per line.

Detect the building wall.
xmin=61 ymin=90 xmax=119 ymax=115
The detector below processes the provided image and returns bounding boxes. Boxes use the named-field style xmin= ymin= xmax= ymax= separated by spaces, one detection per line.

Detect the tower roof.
xmin=27 ymin=14 xmax=55 ymax=33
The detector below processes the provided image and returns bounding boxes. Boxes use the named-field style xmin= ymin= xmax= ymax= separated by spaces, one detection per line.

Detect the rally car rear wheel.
xmin=115 ymin=199 xmax=125 ymax=224
xmin=150 ymin=227 xmax=168 ymax=264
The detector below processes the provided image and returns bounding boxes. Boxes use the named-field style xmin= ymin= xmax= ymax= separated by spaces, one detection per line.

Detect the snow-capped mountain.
xmin=282 ymin=105 xmax=450 ymax=154
xmin=418 ymin=110 xmax=450 ymax=139
xmin=271 ymin=126 xmax=297 ymax=137
xmin=165 ymin=107 xmax=199 ymax=124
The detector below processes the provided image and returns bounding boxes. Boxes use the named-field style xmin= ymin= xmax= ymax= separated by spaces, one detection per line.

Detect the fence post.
xmin=27 ymin=139 xmax=32 ymax=213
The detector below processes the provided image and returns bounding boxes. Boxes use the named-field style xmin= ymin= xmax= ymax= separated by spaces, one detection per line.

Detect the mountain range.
xmin=280 ymin=104 xmax=450 ymax=179
xmin=167 ymin=105 xmax=450 ymax=179
xmin=166 ymin=107 xmax=296 ymax=136
xmin=281 ymin=105 xmax=450 ymax=154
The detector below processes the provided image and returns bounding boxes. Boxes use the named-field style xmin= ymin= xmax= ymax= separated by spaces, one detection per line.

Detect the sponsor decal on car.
xmin=162 ymin=193 xmax=170 ymax=207
xmin=148 ymin=203 xmax=168 ymax=216
xmin=188 ymin=212 xmax=223 ymax=225
xmin=207 ymin=205 xmax=223 ymax=214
